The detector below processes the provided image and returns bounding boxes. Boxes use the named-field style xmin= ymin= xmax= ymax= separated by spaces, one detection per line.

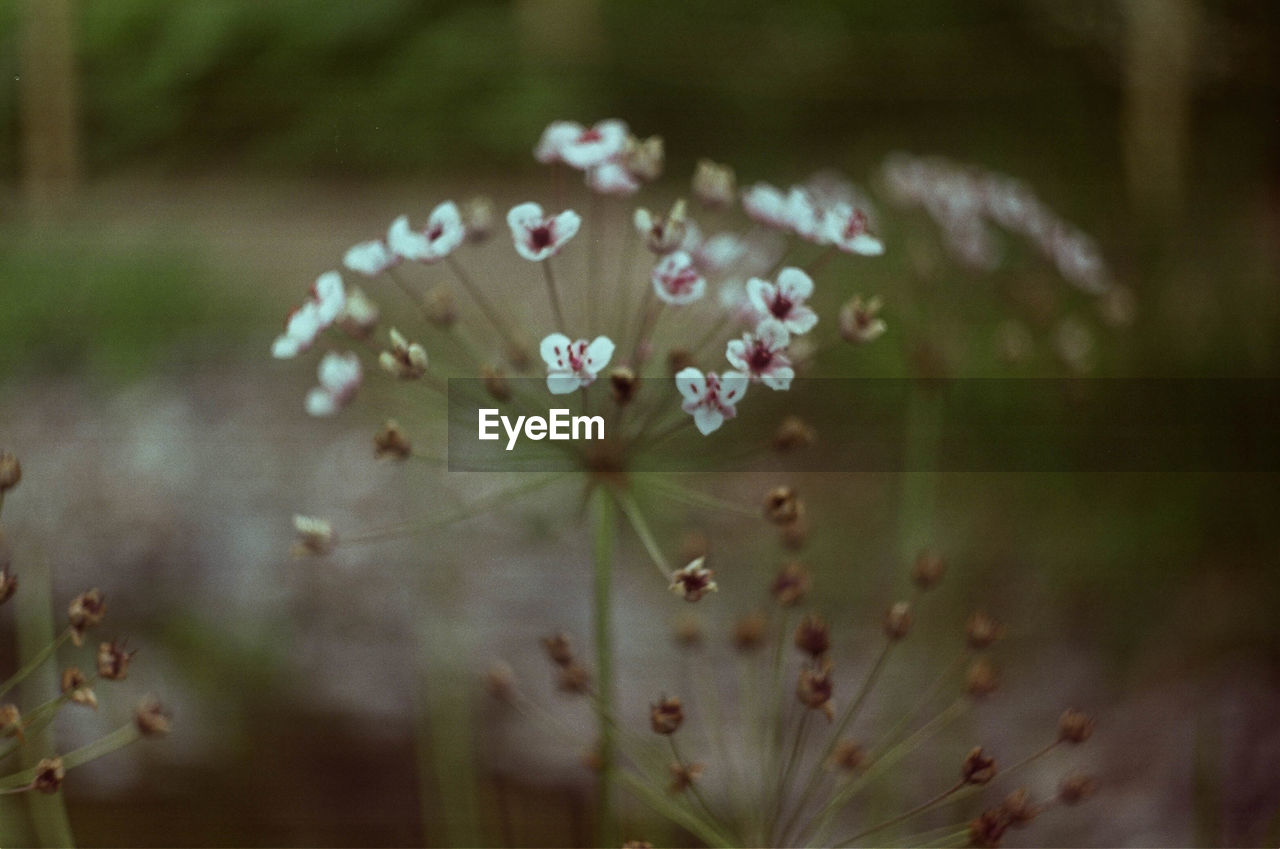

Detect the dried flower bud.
xmin=794 ymin=614 xmax=831 ymax=658
xmin=556 ymin=663 xmax=591 ymax=694
xmin=732 ymin=612 xmax=767 ymax=652
xmin=999 ymin=788 xmax=1039 ymax=828
xmin=542 ymin=632 xmax=576 ymax=668
xmin=61 ymin=667 xmax=97 ymax=709
xmin=622 ymin=841 xmax=653 ymax=849
xmin=1058 ymin=708 xmax=1095 ymax=744
xmin=796 ymin=663 xmax=835 ymax=720
xmin=827 ymin=739 xmax=866 ymax=773
xmin=773 ymin=416 xmax=816 ymax=452
xmin=839 ymin=295 xmax=886 ymax=344
xmin=968 ymin=808 xmax=1007 ymax=848
xmin=1058 ymin=773 xmax=1096 ymax=805
xmin=97 ymin=639 xmax=136 ymax=681
xmin=668 ymin=761 xmax=704 ymax=794
xmin=485 ymin=661 xmax=515 ymax=703
xmin=338 ymin=286 xmax=380 ymax=338
xmin=966 ymin=658 xmax=999 ymax=698
xmin=634 ymin=200 xmax=688 ymax=255
xmin=504 ymin=342 xmax=532 ymax=373
xmin=0 ymin=568 xmax=16 ymax=606
xmin=911 ymin=550 xmax=945 ymax=590
xmin=374 ymin=420 xmax=412 ymax=460
xmin=463 ymin=196 xmax=495 ymax=244
xmin=135 ymin=697 xmax=171 ymax=737
xmin=961 ymin=746 xmax=998 ymax=785
xmin=380 ymin=328 xmax=429 ymax=379
xmin=884 ymin=601 xmax=913 ymax=640
xmin=669 ymin=557 xmax=717 ymax=602
xmin=424 ymin=286 xmax=458 ymax=328
xmin=609 ymin=367 xmax=638 ymax=405
xmin=625 ymin=135 xmax=664 ymax=182
xmin=667 ymin=348 xmax=694 ymax=375
xmin=693 ymin=159 xmax=736 ymax=208
xmin=68 ymin=589 xmax=106 ymax=645
xmin=779 ymin=514 xmax=810 ymax=550
xmin=673 ymin=613 xmax=702 ymax=649
xmin=1 ymin=704 xmax=22 ymax=738
xmin=966 ymin=611 xmax=1006 ymax=650
xmin=763 ymin=486 xmax=802 ymax=525
xmin=481 ymin=366 xmax=512 ymax=403
xmin=291 ymin=515 xmax=335 ymax=558
xmin=770 ymin=561 xmax=811 ymax=607
xmin=33 ymin=757 xmax=65 ymax=794
xmin=0 ymin=451 xmax=22 ymax=492
xmin=650 ymin=696 xmax=684 ymax=735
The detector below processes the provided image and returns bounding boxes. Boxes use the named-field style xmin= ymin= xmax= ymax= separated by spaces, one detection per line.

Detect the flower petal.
xmin=776 ymin=267 xmax=814 ymax=300
xmin=546 ymin=372 xmax=583 ymax=395
xmin=584 ymin=336 xmax=615 ymax=370
xmin=344 ymin=240 xmax=395 ymax=277
xmin=540 ymin=333 xmax=574 ymax=370
xmin=692 ymin=406 xmax=725 ymax=435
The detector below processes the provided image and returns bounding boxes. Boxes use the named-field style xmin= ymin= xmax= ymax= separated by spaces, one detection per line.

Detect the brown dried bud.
xmin=770 ymin=561 xmax=811 ymax=607
xmin=1 ymin=704 xmax=22 ymax=739
xmin=764 ymin=486 xmax=802 ymax=525
xmin=968 ymin=809 xmax=1007 ymax=848
xmin=883 ymin=601 xmax=913 ymax=640
xmin=779 ymin=514 xmax=810 ymax=550
xmin=609 ymin=367 xmax=638 ymax=405
xmin=622 ymin=841 xmax=654 ymax=849
xmin=135 ymin=697 xmax=171 ymax=737
xmin=463 ymin=196 xmax=495 ymax=244
xmin=827 ymin=739 xmax=866 ymax=773
xmin=966 ymin=611 xmax=1006 ymax=650
xmin=373 ymin=420 xmax=412 ymax=460
xmin=667 ymin=348 xmax=694 ymax=375
xmin=291 ymin=515 xmax=335 ymax=559
xmin=961 ymin=746 xmax=998 ymax=785
xmin=668 ymin=761 xmax=704 ymax=794
xmin=650 ymin=696 xmax=684 ymax=735
xmin=337 ymin=287 xmax=380 ymax=338
xmin=634 ymin=201 xmax=688 ymax=255
xmin=542 ymin=632 xmax=576 ymax=667
xmin=68 ymin=589 xmax=106 ymax=645
xmin=482 ymin=366 xmax=512 ymax=402
xmin=625 ymin=135 xmax=665 ymax=182
xmin=692 ymin=159 xmax=736 ymax=209
xmin=796 ymin=663 xmax=835 ymax=720
xmin=0 ymin=452 xmax=21 ymax=492
xmin=556 ymin=663 xmax=591 ymax=694
xmin=97 ymin=639 xmax=135 ymax=681
xmin=999 ymin=788 xmax=1039 ymax=828
xmin=0 ymin=568 xmax=16 ymax=606
xmin=60 ymin=667 xmax=98 ymax=709
xmin=794 ymin=614 xmax=831 ymax=658
xmin=773 ymin=416 xmax=816 ymax=452
xmin=1058 ymin=773 xmax=1096 ymax=805
xmin=423 ymin=286 xmax=458 ymax=328
xmin=504 ymin=342 xmax=532 ymax=373
xmin=33 ymin=757 xmax=65 ymax=794
xmin=1058 ymin=708 xmax=1094 ymax=744
xmin=966 ymin=658 xmax=999 ymax=698
xmin=911 ymin=550 xmax=946 ymax=590
xmin=732 ymin=611 xmax=767 ymax=652
xmin=838 ymin=295 xmax=886 ymax=344
xmin=673 ymin=614 xmax=702 ymax=649
xmin=669 ymin=557 xmax=717 ymax=602
xmin=379 ymin=328 xmax=429 ymax=379
xmin=484 ymin=661 xmax=515 ymax=703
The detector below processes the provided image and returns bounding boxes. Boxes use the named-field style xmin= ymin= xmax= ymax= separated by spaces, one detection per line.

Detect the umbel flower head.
xmin=508 ymin=203 xmax=581 ymax=261
xmin=540 ymin=334 xmax=615 ymax=394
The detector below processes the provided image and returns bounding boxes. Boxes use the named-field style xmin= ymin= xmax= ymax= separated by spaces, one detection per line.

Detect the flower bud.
xmin=135 ymin=697 xmax=171 ymax=737
xmin=380 ymin=328 xmax=429 ymax=379
xmin=961 ymin=746 xmax=998 ymax=785
xmin=794 ymin=614 xmax=830 ymax=658
xmin=999 ymin=788 xmax=1039 ymax=828
xmin=773 ymin=416 xmax=816 ymax=452
xmin=883 ymin=601 xmax=913 ymax=640
xmin=649 ymin=696 xmax=684 ymax=735
xmin=669 ymin=557 xmax=717 ymax=602
xmin=484 ymin=661 xmax=516 ymax=703
xmin=796 ymin=663 xmax=835 ymax=720
xmin=634 ymin=200 xmax=688 ymax=255
xmin=966 ymin=658 xmax=999 ymax=698
xmin=61 ymin=667 xmax=97 ymax=709
xmin=827 ymin=739 xmax=866 ymax=773
xmin=463 ymin=196 xmax=495 ymax=244
xmin=556 ymin=662 xmax=591 ymax=694
xmin=97 ymin=639 xmax=136 ymax=681
xmin=966 ymin=611 xmax=1006 ymax=650
xmin=673 ymin=613 xmax=702 ymax=649
xmin=625 ymin=135 xmax=664 ymax=182
xmin=732 ymin=612 xmax=767 ymax=652
xmin=666 ymin=348 xmax=694 ymax=375
xmin=542 ymin=632 xmax=576 ymax=668
xmin=692 ymin=159 xmax=736 ymax=208
xmin=482 ymin=366 xmax=513 ymax=402
xmin=1 ymin=704 xmax=22 ymax=739
xmin=770 ymin=561 xmax=810 ymax=607
xmin=0 ymin=451 xmax=21 ymax=492
xmin=763 ymin=486 xmax=802 ymax=525
xmin=33 ymin=757 xmax=65 ymax=794
xmin=910 ymin=550 xmax=945 ymax=590
xmin=424 ymin=286 xmax=458 ymax=328
xmin=374 ymin=420 xmax=412 ymax=460
xmin=1057 ymin=708 xmax=1094 ymax=744
xmin=668 ymin=761 xmax=703 ymax=793
xmin=1058 ymin=773 xmax=1096 ymax=805
xmin=291 ymin=515 xmax=335 ymax=558
xmin=609 ymin=367 xmax=638 ymax=406
xmin=68 ymin=589 xmax=106 ymax=645
xmin=968 ymin=809 xmax=1007 ymax=848
xmin=337 ymin=287 xmax=380 ymax=339
xmin=839 ymin=295 xmax=886 ymax=344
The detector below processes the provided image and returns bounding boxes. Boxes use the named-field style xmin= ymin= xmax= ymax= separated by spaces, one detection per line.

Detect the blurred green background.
xmin=0 ymin=0 xmax=1278 ymax=846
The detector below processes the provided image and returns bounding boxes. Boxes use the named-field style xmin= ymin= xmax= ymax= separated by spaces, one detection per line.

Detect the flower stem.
xmin=831 ymin=779 xmax=965 ymax=847
xmin=0 ymin=629 xmax=71 ymax=701
xmin=592 ymin=485 xmax=618 ymax=847
xmin=445 ymin=255 xmax=526 ymax=359
xmin=613 ymin=490 xmax=672 ymax=580
xmin=542 ymin=259 xmax=568 ymax=330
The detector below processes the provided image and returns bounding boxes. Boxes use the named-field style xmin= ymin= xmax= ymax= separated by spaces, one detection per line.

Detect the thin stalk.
xmin=637 ymin=477 xmax=760 ymax=519
xmin=613 ymin=490 xmax=672 ymax=580
xmin=831 ymin=779 xmax=965 ymax=847
xmin=592 ymin=485 xmax=619 ymax=847
xmin=0 ymin=724 xmax=141 ymax=792
xmin=445 ymin=255 xmax=525 ymax=358
xmin=541 ymin=259 xmax=568 ymax=330
xmin=0 ymin=630 xmax=71 ymax=700
xmin=588 ymin=191 xmax=601 ymax=335
xmin=668 ymin=736 xmax=731 ymax=842
xmin=614 ymin=767 xmax=736 ymax=848
xmin=767 ymin=708 xmax=813 ymax=844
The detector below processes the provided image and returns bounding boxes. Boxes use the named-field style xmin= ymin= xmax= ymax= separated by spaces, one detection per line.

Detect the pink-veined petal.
xmin=745 ymin=278 xmax=774 ymax=317
xmin=546 ymin=372 xmax=583 ymax=395
xmin=761 ymin=366 xmax=795 ymax=391
xmin=718 ymin=372 xmax=749 ymax=404
xmin=776 ymin=267 xmax=814 ymax=301
xmin=675 ymin=367 xmax=707 ymax=404
xmin=540 ymin=333 xmax=574 ymax=370
xmin=754 ymin=318 xmax=791 ymax=350
xmin=724 ymin=339 xmax=749 ymax=372
xmin=584 ymin=336 xmax=615 ymax=371
xmin=691 ymin=406 xmax=725 ymax=435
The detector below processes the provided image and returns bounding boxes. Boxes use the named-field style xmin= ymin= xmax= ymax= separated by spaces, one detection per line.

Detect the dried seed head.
xmin=542 ymin=632 xmax=576 ymax=667
xmin=374 ymin=420 xmax=412 ymax=460
xmin=968 ymin=808 xmax=1008 ymax=848
xmin=838 ymin=295 xmax=886 ymax=344
xmin=961 ymin=746 xmax=998 ymax=785
xmin=1 ymin=704 xmax=22 ymax=738
xmin=0 ymin=451 xmax=22 ymax=492
xmin=556 ymin=663 xmax=591 ymax=694
xmin=1058 ymin=708 xmax=1095 ymax=744
xmin=337 ymin=286 xmax=381 ymax=338
xmin=68 ymin=589 xmax=106 ymax=645
xmin=669 ymin=557 xmax=717 ymax=602
xmin=779 ymin=514 xmax=810 ymax=550
xmin=625 ymin=135 xmax=665 ymax=182
xmin=667 ymin=348 xmax=694 ymax=375
xmin=463 ymin=196 xmax=495 ymax=244
xmin=770 ymin=561 xmax=811 ymax=607
xmin=380 ymin=328 xmax=429 ymax=379
xmin=97 ymin=639 xmax=136 ymax=681
xmin=763 ymin=486 xmax=802 ymax=525
xmin=827 ymin=739 xmax=866 ymax=773
xmin=692 ymin=159 xmax=736 ymax=208
xmin=999 ymin=788 xmax=1039 ymax=828
xmin=796 ymin=662 xmax=835 ymax=720
xmin=291 ymin=515 xmax=335 ymax=558
xmin=135 ymin=696 xmax=171 ymax=737
xmin=732 ymin=611 xmax=767 ymax=652
xmin=673 ymin=613 xmax=702 ymax=649
xmin=482 ymin=366 xmax=512 ymax=402
xmin=0 ymin=568 xmax=16 ymax=606
xmin=773 ymin=415 xmax=817 ymax=452
xmin=33 ymin=757 xmax=65 ymax=794
xmin=966 ymin=658 xmax=999 ymax=699
xmin=1058 ymin=773 xmax=1097 ymax=805
xmin=484 ymin=661 xmax=515 ymax=703
xmin=966 ymin=611 xmax=1006 ymax=650
xmin=668 ymin=761 xmax=704 ymax=794
xmin=634 ymin=200 xmax=688 ymax=254
xmin=794 ymin=614 xmax=831 ymax=658
xmin=911 ymin=550 xmax=946 ymax=590
xmin=883 ymin=601 xmax=913 ymax=640
xmin=649 ymin=696 xmax=685 ymax=735
xmin=61 ymin=667 xmax=97 ymax=709
xmin=424 ymin=285 xmax=458 ymax=328
xmin=609 ymin=366 xmax=638 ymax=405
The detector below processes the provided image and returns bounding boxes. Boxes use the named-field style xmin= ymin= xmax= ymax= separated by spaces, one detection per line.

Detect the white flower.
xmin=747 ymin=267 xmax=818 ymax=335
xmin=312 ymin=270 xmax=347 ymax=325
xmin=387 ymin=202 xmax=465 ymax=263
xmin=540 ymin=333 xmax=615 ymax=394
xmin=651 ymin=251 xmax=706 ymax=305
xmin=534 ymin=120 xmax=583 ymax=163
xmin=343 ymin=239 xmax=398 ymax=277
xmin=558 ymin=120 xmax=630 ymax=170
xmin=742 ymin=182 xmax=790 ymax=229
xmin=586 ymin=161 xmax=640 ymax=196
xmin=291 ymin=515 xmax=335 ymax=557
xmin=726 ymin=318 xmax=794 ymax=390
xmin=786 ymin=187 xmax=827 ymax=242
xmin=823 ymin=202 xmax=885 ymax=256
xmin=675 ymin=367 xmax=748 ymax=435
xmin=305 ymin=351 xmax=363 ymax=417
xmin=508 ymin=202 xmax=581 ymax=261
xmin=692 ymin=231 xmax=747 ymax=274
xmin=270 ymin=271 xmax=346 ymax=359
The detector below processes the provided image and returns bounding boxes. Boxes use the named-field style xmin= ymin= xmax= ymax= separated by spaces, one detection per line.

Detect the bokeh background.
xmin=1 ymin=0 xmax=1278 ymax=846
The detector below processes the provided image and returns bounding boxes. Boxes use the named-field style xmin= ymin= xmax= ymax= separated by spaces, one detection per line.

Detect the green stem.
xmin=541 ymin=259 xmax=568 ymax=330
xmin=831 ymin=780 xmax=965 ymax=847
xmin=592 ymin=486 xmax=618 ymax=847
xmin=0 ymin=630 xmax=72 ymax=701
xmin=898 ymin=385 xmax=946 ymax=563
xmin=613 ymin=490 xmax=672 ymax=580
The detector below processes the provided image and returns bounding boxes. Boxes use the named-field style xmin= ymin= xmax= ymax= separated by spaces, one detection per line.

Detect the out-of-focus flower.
xmin=824 ymin=202 xmax=885 ymax=256
xmin=693 ymin=159 xmax=736 ymax=208
xmin=541 ymin=334 xmax=615 ymax=395
xmin=508 ymin=203 xmax=581 ymax=262
xmin=838 ymin=295 xmax=886 ymax=344
xmin=306 ymin=351 xmax=363 ymax=417
xmin=748 ymin=268 xmax=818 ymax=335
xmin=379 ymin=328 xmax=429 ymax=379
xmin=271 ymin=272 xmax=346 ymax=359
xmin=651 ymin=251 xmax=706 ymax=305
xmin=634 ymin=200 xmax=688 ymax=255
xmin=742 ymin=182 xmax=791 ymax=229
xmin=669 ymin=557 xmax=718 ymax=602
xmin=291 ymin=515 xmax=335 ymax=557
xmin=587 ymin=161 xmax=640 ymax=196
xmin=676 ymin=368 xmax=747 ymax=435
xmin=387 ymin=202 xmax=466 ymax=263
xmin=343 ymin=238 xmax=398 ymax=278
xmin=535 ymin=119 xmax=629 ymax=170
xmin=625 ymin=135 xmax=664 ymax=182
xmin=726 ymin=318 xmax=794 ymax=390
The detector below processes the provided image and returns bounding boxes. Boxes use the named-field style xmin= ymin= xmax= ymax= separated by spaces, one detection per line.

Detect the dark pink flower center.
xmin=427 ymin=224 xmax=444 ymax=241
xmin=843 ymin=210 xmax=868 ymax=239
xmin=578 ymin=129 xmax=603 ymax=143
xmin=530 ymin=225 xmax=554 ymax=250
xmin=748 ymin=343 xmax=775 ymax=373
xmin=769 ymin=294 xmax=794 ymax=318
